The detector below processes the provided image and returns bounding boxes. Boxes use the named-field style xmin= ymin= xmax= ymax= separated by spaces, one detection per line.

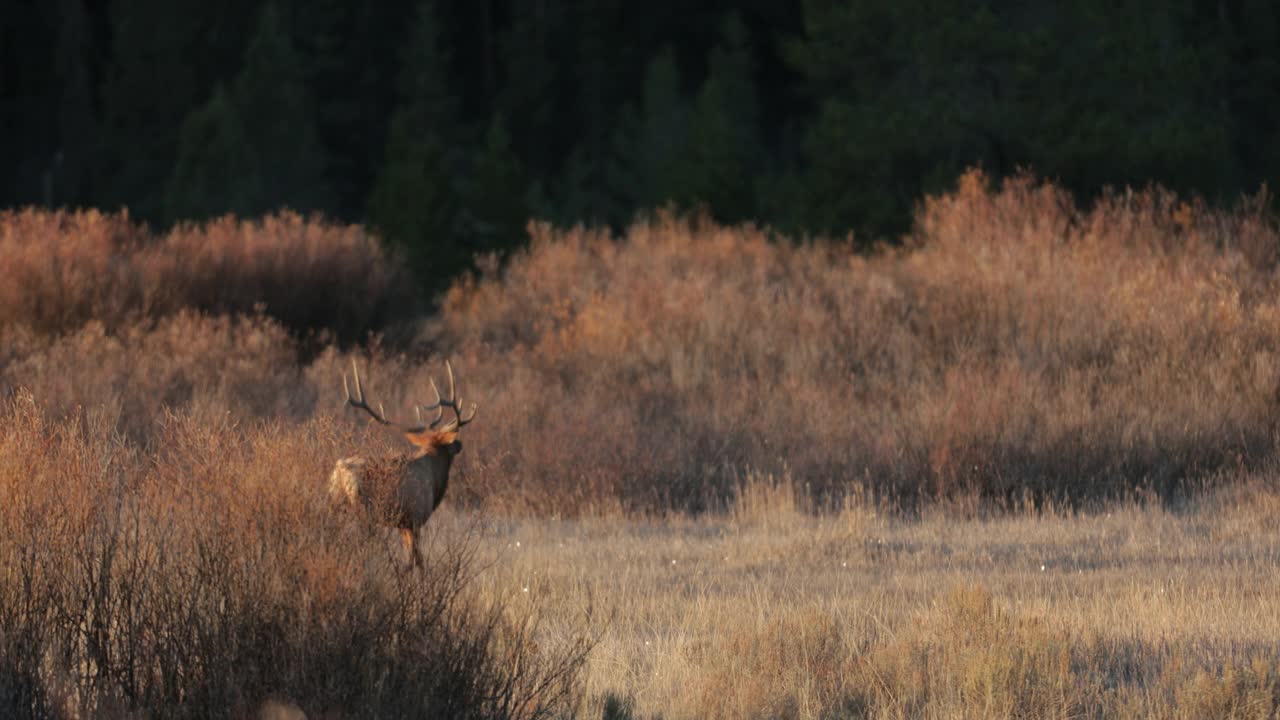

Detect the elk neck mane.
xmin=404 ymin=429 xmax=459 ymax=455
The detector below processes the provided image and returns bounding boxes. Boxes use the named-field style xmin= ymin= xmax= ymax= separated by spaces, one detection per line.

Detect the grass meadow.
xmin=3 ymin=170 xmax=1280 ymax=717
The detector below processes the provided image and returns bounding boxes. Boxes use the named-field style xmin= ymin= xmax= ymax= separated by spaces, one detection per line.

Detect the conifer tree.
xmin=462 ymin=114 xmax=530 ymax=257
xmin=232 ymin=2 xmax=330 ymax=213
xmin=53 ymin=0 xmax=97 ymax=205
xmin=556 ymin=0 xmax=625 ymax=226
xmin=165 ymin=2 xmax=330 ymax=221
xmin=498 ymin=2 xmax=562 ymax=179
xmin=367 ymin=0 xmax=465 ymax=280
xmin=684 ymin=13 xmax=761 ymax=223
xmin=285 ymin=0 xmax=409 ymax=218
xmin=164 ymin=86 xmax=263 ymax=220
xmin=609 ymin=48 xmax=690 ymax=213
xmin=98 ymin=0 xmax=208 ymax=220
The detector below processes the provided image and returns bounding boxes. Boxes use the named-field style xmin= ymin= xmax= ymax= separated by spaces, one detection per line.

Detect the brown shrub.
xmin=0 ymin=311 xmax=311 ymax=444
xmin=6 ymin=171 xmax=1280 ymax=512
xmin=0 ymin=394 xmax=591 ymax=718
xmin=0 ymin=208 xmax=419 ymax=343
xmin=434 ymin=172 xmax=1280 ymax=510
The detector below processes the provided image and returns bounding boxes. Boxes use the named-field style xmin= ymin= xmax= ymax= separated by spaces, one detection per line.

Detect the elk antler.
xmin=419 ymin=360 xmax=477 ymax=432
xmin=343 ymin=360 xmax=430 ymax=432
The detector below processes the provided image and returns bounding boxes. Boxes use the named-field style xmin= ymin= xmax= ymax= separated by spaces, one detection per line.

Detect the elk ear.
xmin=449 ymin=440 xmax=463 ymax=456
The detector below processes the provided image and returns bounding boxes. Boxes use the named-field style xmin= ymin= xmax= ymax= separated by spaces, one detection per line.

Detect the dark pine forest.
xmin=4 ymin=1 xmax=1280 ymax=289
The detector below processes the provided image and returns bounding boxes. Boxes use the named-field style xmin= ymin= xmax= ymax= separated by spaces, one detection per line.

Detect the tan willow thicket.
xmin=3 ymin=170 xmax=1280 ymax=716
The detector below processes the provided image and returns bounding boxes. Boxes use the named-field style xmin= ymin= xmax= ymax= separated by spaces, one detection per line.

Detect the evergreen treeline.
xmin=4 ymin=0 xmax=1279 ymax=286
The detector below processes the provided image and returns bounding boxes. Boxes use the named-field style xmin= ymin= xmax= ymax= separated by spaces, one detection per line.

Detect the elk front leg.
xmin=399 ymin=527 xmax=414 ymax=566
xmin=400 ymin=527 xmax=419 ymax=568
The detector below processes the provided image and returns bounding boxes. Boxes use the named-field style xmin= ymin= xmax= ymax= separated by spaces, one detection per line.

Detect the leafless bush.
xmin=0 ymin=395 xmax=590 ymax=718
xmin=0 ymin=208 xmax=419 ymax=343
xmin=435 ymin=172 xmax=1280 ymax=509
xmin=6 ymin=171 xmax=1280 ymax=513
xmin=0 ymin=311 xmax=309 ymax=444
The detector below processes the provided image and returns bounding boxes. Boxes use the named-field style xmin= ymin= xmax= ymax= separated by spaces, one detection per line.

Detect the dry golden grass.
xmin=477 ymin=472 xmax=1280 ymax=718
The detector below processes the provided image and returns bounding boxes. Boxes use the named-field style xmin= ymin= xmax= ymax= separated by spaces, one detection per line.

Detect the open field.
xmin=472 ymin=477 xmax=1280 ymax=717
xmin=4 ymin=173 xmax=1280 ymax=716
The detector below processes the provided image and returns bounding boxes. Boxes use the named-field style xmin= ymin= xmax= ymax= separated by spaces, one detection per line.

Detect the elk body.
xmin=329 ymin=360 xmax=476 ymax=568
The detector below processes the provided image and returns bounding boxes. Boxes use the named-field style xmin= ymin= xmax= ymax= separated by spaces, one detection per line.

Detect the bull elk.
xmin=329 ymin=360 xmax=477 ymax=568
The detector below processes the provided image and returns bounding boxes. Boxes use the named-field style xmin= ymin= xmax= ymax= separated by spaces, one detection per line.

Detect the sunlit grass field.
xmin=4 ymin=171 xmax=1280 ymax=717
xmin=474 ymin=476 xmax=1280 ymax=717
